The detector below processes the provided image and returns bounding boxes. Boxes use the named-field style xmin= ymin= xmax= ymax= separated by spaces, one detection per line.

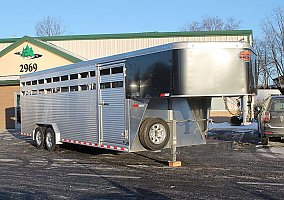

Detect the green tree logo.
xmin=14 ymin=45 xmax=42 ymax=59
xmin=21 ymin=45 xmax=35 ymax=58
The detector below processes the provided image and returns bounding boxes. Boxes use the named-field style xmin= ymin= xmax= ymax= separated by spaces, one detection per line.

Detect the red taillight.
xmin=132 ymin=103 xmax=145 ymax=108
xmin=160 ymin=93 xmax=170 ymax=97
xmin=263 ymin=131 xmax=273 ymax=135
xmin=262 ymin=111 xmax=271 ymax=122
xmin=239 ymin=50 xmax=250 ymax=62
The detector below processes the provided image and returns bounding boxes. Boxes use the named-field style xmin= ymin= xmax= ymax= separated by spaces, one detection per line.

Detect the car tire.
xmin=45 ymin=127 xmax=58 ymax=151
xmin=261 ymin=137 xmax=268 ymax=145
xmin=139 ymin=118 xmax=170 ymax=151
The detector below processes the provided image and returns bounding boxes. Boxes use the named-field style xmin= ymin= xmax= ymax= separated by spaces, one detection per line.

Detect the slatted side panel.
xmin=21 ymin=90 xmax=98 ymax=142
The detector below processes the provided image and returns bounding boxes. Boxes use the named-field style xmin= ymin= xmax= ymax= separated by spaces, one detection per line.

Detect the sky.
xmin=0 ymin=0 xmax=283 ymax=39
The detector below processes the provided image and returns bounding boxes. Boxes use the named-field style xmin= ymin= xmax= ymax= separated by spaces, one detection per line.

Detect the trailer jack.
xmin=167 ymin=99 xmax=181 ymax=167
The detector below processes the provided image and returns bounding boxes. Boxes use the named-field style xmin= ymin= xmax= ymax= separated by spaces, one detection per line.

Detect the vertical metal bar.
xmin=171 ymin=119 xmax=177 ymax=162
xmin=168 ymin=99 xmax=177 ymax=163
xmin=241 ymin=95 xmax=249 ymax=125
xmin=96 ymin=64 xmax=102 ymax=144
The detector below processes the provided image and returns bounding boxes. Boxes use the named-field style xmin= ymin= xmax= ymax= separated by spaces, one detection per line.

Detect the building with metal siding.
xmin=0 ymin=30 xmax=252 ymax=60
xmin=0 ymin=30 xmax=253 ymax=130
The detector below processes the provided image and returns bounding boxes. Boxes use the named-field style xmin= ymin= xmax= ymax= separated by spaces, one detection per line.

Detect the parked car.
xmin=258 ymin=95 xmax=284 ymax=145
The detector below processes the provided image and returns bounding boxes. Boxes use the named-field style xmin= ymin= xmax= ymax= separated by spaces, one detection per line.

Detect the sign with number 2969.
xmin=20 ymin=63 xmax=38 ymax=73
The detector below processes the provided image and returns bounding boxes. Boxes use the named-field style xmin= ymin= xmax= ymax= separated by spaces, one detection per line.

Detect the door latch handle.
xmin=99 ymin=101 xmax=109 ymax=106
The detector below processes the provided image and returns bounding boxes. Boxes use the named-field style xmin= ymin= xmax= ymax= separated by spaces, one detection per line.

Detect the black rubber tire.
xmin=138 ymin=118 xmax=152 ymax=149
xmin=139 ymin=118 xmax=170 ymax=151
xmin=45 ymin=127 xmax=58 ymax=151
xmin=261 ymin=137 xmax=269 ymax=145
xmin=34 ymin=127 xmax=45 ymax=149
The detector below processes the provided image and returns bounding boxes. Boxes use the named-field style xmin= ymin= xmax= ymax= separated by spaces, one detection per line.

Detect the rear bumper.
xmin=262 ymin=129 xmax=284 ymax=138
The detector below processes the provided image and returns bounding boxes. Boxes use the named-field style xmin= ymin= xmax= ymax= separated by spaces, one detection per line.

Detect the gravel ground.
xmin=0 ymin=130 xmax=283 ymax=200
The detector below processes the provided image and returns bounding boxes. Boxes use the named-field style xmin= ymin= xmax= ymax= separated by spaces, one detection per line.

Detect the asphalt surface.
xmin=0 ymin=130 xmax=284 ymax=200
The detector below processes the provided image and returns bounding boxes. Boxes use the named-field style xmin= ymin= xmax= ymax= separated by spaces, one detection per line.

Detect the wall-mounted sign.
xmin=14 ymin=45 xmax=42 ymax=59
xmin=0 ymin=36 xmax=80 ymax=76
xmin=14 ymin=45 xmax=43 ymax=73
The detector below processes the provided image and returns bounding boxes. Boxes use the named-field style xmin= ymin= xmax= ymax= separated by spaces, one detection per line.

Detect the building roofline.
xmin=0 ymin=36 xmax=83 ymax=63
xmin=0 ymin=30 xmax=253 ymax=43
xmin=0 ymin=80 xmax=20 ymax=86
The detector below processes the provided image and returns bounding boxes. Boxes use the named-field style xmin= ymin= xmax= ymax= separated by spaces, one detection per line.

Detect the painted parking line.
xmin=237 ymin=182 xmax=284 ymax=186
xmin=67 ymin=173 xmax=141 ymax=179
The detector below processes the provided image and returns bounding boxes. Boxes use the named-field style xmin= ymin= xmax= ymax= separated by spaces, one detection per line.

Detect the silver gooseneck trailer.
xmin=20 ymin=41 xmax=257 ymax=153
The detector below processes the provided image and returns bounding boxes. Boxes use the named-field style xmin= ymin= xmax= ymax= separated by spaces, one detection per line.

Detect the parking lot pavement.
xmin=0 ymin=130 xmax=284 ymax=200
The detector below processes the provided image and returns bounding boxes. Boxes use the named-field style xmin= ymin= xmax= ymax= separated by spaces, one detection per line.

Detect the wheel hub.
xmin=149 ymin=123 xmax=166 ymax=144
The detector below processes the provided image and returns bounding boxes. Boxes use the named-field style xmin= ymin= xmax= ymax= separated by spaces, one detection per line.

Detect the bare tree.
xmin=254 ymin=39 xmax=275 ymax=88
xmin=35 ymin=16 xmax=66 ymax=37
xmin=256 ymin=7 xmax=284 ymax=88
xmin=180 ymin=16 xmax=241 ymax=31
xmin=224 ymin=17 xmax=242 ymax=30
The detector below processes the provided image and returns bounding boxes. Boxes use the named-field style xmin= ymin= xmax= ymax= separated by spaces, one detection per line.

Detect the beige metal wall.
xmin=51 ymin=35 xmax=249 ymax=60
xmin=0 ymin=34 xmax=251 ymax=60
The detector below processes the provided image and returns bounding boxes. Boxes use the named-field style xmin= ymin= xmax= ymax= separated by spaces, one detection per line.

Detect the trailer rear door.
xmin=98 ymin=63 xmax=126 ymax=145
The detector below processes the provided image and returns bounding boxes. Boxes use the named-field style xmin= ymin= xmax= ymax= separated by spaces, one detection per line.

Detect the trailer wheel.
xmin=45 ymin=127 xmax=58 ymax=151
xmin=34 ymin=127 xmax=45 ymax=149
xmin=139 ymin=118 xmax=170 ymax=151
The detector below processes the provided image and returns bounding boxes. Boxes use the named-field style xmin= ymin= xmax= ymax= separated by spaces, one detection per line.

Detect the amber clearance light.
xmin=239 ymin=50 xmax=250 ymax=62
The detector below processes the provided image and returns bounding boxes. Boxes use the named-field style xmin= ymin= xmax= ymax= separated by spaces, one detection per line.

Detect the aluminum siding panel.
xmin=21 ymin=90 xmax=98 ymax=142
xmin=50 ymin=36 xmax=249 ymax=60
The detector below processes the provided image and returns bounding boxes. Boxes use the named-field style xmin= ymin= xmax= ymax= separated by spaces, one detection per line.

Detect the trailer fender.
xmin=35 ymin=122 xmax=63 ymax=145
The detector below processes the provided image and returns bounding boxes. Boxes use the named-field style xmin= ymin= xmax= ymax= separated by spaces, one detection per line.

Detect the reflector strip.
xmin=62 ymin=138 xmax=128 ymax=152
xmin=20 ymin=133 xmax=32 ymax=137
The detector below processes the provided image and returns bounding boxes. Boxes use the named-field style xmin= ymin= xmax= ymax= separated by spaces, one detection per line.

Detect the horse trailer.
xmin=20 ymin=41 xmax=256 ymax=153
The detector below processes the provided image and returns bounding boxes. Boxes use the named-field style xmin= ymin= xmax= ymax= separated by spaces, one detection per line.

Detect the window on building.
xmin=38 ymin=79 xmax=44 ymax=84
xmin=32 ymin=80 xmax=37 ymax=85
